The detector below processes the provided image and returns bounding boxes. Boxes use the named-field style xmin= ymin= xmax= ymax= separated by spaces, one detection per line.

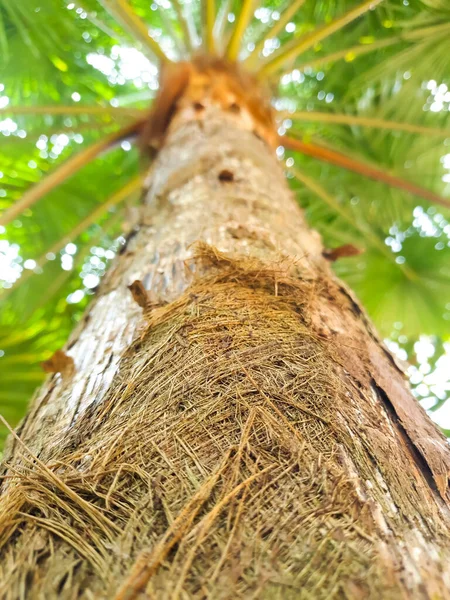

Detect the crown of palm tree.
xmin=0 ymin=0 xmax=450 ymax=442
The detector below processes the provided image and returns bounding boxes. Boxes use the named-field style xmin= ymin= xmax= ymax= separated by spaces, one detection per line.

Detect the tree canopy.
xmin=0 ymin=0 xmax=450 ymax=446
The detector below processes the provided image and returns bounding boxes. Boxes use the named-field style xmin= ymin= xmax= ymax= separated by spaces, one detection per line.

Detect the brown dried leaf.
xmin=323 ymin=244 xmax=364 ymax=261
xmin=42 ymin=350 xmax=75 ymax=377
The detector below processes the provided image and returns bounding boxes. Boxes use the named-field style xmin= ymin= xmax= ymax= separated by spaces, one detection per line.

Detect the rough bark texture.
xmin=1 ymin=102 xmax=450 ymax=600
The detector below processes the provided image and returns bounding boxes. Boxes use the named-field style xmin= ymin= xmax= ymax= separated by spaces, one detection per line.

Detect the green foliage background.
xmin=1 ymin=0 xmax=450 ymax=445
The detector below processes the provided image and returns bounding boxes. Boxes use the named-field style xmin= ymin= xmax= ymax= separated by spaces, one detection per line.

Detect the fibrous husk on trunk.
xmin=0 ymin=245 xmax=449 ymax=599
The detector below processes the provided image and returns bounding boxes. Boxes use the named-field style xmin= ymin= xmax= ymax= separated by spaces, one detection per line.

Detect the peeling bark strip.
xmin=1 ymin=66 xmax=450 ymax=599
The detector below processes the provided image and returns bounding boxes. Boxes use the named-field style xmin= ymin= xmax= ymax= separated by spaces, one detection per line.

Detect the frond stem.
xmin=97 ymin=0 xmax=171 ymax=63
xmin=282 ymin=135 xmax=450 ymax=211
xmin=280 ymin=111 xmax=450 ymax=137
xmin=277 ymin=21 xmax=450 ymax=79
xmin=203 ymin=0 xmax=216 ymax=54
xmin=258 ymin=0 xmax=385 ymax=77
xmin=226 ymin=0 xmax=256 ymax=61
xmin=1 ymin=177 xmax=142 ymax=300
xmin=0 ymin=119 xmax=145 ymax=227
xmin=244 ymin=0 xmax=306 ymax=70
xmin=1 ymin=105 xmax=144 ymax=118
xmin=171 ymin=0 xmax=195 ymax=53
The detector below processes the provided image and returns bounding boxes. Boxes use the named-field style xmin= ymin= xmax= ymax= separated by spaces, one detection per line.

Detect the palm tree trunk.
xmin=1 ymin=101 xmax=450 ymax=599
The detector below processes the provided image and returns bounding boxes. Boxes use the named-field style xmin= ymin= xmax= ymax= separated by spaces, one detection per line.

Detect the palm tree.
xmin=0 ymin=0 xmax=450 ymax=597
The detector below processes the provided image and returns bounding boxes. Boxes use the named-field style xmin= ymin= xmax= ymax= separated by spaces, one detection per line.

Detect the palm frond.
xmin=283 ymin=111 xmax=450 ymax=137
xmin=2 ymin=177 xmax=141 ymax=300
xmin=282 ymin=135 xmax=450 ymax=210
xmin=97 ymin=0 xmax=171 ymax=62
xmin=151 ymin=0 xmax=185 ymax=58
xmin=226 ymin=0 xmax=256 ymax=61
xmin=289 ymin=165 xmax=419 ymax=278
xmin=213 ymin=0 xmax=231 ymax=54
xmin=292 ymin=37 xmax=404 ymax=75
xmin=70 ymin=0 xmax=129 ymax=45
xmin=177 ymin=0 xmax=201 ymax=50
xmin=0 ymin=119 xmax=144 ymax=227
xmin=244 ymin=0 xmax=306 ymax=70
xmin=171 ymin=0 xmax=195 ymax=53
xmin=275 ymin=20 xmax=450 ymax=79
xmin=35 ymin=176 xmax=141 ymax=269
xmin=0 ymin=6 xmax=9 ymax=60
xmin=31 ymin=207 xmax=127 ymax=313
xmin=1 ymin=105 xmax=143 ymax=118
xmin=259 ymin=0 xmax=385 ymax=77
xmin=202 ymin=0 xmax=216 ymax=54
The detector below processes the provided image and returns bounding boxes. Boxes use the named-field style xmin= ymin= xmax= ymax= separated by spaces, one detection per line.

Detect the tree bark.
xmin=1 ymin=99 xmax=450 ymax=599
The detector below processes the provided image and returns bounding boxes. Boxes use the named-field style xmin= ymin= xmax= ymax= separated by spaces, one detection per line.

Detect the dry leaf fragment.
xmin=323 ymin=244 xmax=364 ymax=262
xmin=42 ymin=350 xmax=75 ymax=377
xmin=128 ymin=280 xmax=149 ymax=310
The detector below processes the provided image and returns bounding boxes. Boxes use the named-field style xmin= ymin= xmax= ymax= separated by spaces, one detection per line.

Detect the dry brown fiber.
xmin=0 ymin=246 xmax=448 ymax=599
